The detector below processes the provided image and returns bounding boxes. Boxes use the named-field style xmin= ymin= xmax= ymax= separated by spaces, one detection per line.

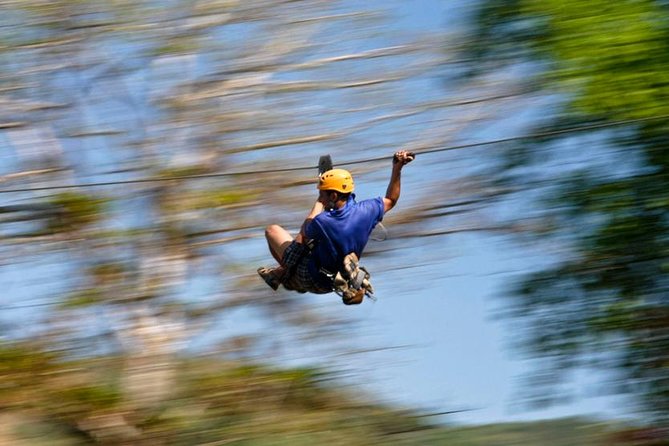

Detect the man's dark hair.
xmin=333 ymin=191 xmax=351 ymax=202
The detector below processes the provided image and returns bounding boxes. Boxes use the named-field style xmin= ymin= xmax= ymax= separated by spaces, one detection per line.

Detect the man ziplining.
xmin=258 ymin=150 xmax=414 ymax=305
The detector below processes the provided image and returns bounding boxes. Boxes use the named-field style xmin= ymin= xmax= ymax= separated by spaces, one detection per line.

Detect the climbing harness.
xmin=320 ymin=252 xmax=375 ymax=305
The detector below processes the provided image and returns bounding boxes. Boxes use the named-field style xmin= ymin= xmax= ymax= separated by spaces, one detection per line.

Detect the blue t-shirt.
xmin=305 ymin=194 xmax=384 ymax=287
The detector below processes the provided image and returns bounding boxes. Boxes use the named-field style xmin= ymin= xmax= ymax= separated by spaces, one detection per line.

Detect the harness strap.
xmin=285 ymin=242 xmax=374 ymax=304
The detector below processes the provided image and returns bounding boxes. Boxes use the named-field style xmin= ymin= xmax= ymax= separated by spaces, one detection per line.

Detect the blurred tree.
xmin=0 ymin=0 xmax=523 ymax=442
xmin=469 ymin=0 xmax=669 ymax=428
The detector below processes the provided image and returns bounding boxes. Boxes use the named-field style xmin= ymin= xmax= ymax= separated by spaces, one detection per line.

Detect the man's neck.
xmin=333 ymin=199 xmax=347 ymax=210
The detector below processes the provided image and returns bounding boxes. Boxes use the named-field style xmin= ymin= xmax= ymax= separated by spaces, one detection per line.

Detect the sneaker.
xmin=257 ymin=267 xmax=281 ymax=291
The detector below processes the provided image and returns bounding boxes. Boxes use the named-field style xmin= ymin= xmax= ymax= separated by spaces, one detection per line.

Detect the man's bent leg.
xmin=264 ymin=224 xmax=293 ymax=264
xmin=259 ymin=225 xmax=293 ymax=291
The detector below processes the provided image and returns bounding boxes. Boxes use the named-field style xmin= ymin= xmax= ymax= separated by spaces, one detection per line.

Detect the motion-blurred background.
xmin=1 ymin=1 xmax=668 ymax=444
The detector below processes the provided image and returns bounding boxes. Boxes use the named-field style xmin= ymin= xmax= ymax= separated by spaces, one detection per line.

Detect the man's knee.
xmin=265 ymin=224 xmax=293 ymax=259
xmin=265 ymin=224 xmax=284 ymax=240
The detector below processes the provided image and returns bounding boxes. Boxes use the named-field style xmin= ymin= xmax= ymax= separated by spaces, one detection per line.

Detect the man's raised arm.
xmin=383 ymin=150 xmax=414 ymax=214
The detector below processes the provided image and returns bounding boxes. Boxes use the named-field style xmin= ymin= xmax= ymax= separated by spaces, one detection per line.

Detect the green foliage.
xmin=151 ymin=38 xmax=202 ymax=57
xmin=0 ymin=350 xmax=438 ymax=444
xmin=472 ymin=0 xmax=669 ymax=120
xmin=46 ymin=192 xmax=106 ymax=233
xmin=471 ymin=0 xmax=669 ymax=427
xmin=0 ymin=346 xmax=629 ymax=445
xmin=158 ymin=186 xmax=260 ymax=214
xmin=433 ymin=417 xmax=620 ymax=446
xmin=88 ymin=262 xmax=127 ymax=284
xmin=60 ymin=289 xmax=103 ymax=308
xmin=54 ymin=384 xmax=123 ymax=413
xmin=0 ymin=343 xmax=58 ymax=400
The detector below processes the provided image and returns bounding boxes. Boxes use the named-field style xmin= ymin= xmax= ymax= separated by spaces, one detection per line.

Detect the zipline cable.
xmin=1 ymin=113 xmax=668 ymax=195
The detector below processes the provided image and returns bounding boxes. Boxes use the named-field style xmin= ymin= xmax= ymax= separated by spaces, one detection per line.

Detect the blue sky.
xmin=0 ymin=0 xmax=634 ymax=427
xmin=352 ymin=235 xmax=629 ymax=424
xmin=291 ymin=0 xmax=631 ymax=425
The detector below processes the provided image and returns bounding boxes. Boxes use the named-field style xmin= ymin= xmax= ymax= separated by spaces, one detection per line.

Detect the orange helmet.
xmin=317 ymin=168 xmax=355 ymax=193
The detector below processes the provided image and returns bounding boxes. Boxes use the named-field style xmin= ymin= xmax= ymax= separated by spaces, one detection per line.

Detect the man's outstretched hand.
xmin=393 ymin=150 xmax=415 ymax=166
